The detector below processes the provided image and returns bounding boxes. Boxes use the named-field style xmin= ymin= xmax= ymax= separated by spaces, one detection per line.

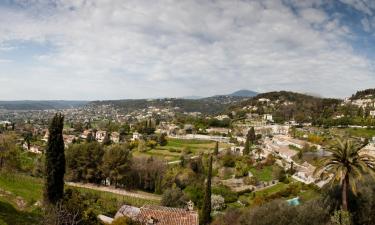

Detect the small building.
xmin=132 ymin=132 xmax=142 ymax=141
xmin=263 ymin=114 xmax=273 ymax=122
xmin=230 ymin=146 xmax=245 ymax=155
xmin=96 ymin=131 xmax=107 ymax=143
xmin=111 ymin=132 xmax=120 ymax=143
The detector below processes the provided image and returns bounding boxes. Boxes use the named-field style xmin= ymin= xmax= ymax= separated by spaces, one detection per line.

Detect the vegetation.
xmin=45 ymin=113 xmax=66 ymax=205
xmin=201 ymin=155 xmax=213 ymax=225
xmin=315 ymin=139 xmax=375 ymax=211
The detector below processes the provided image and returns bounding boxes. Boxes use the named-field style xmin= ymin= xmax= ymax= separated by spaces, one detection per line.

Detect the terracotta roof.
xmin=115 ymin=205 xmax=199 ymax=225
xmin=137 ymin=205 xmax=199 ymax=225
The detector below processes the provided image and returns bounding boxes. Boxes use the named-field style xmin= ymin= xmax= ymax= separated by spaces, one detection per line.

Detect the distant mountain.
xmin=228 ymin=89 xmax=258 ymax=97
xmin=0 ymin=100 xmax=88 ymax=110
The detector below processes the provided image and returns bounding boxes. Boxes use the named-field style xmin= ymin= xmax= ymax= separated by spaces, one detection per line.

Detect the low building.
xmin=111 ymin=132 xmax=120 ymax=143
xmin=292 ymin=162 xmax=317 ymax=184
xmin=230 ymin=146 xmax=245 ymax=155
xmin=132 ymin=132 xmax=142 ymax=141
xmin=96 ymin=131 xmax=107 ymax=143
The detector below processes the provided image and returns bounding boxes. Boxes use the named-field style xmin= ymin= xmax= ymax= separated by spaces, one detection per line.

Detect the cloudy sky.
xmin=0 ymin=0 xmax=374 ymax=100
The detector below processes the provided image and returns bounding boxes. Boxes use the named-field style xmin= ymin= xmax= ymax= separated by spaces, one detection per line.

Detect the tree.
xmin=102 ymin=145 xmax=132 ymax=187
xmin=161 ymin=186 xmax=188 ymax=208
xmin=23 ymin=131 xmax=33 ymax=150
xmin=0 ymin=134 xmax=21 ymax=172
xmin=214 ymin=141 xmax=219 ymax=155
xmin=65 ymin=142 xmax=104 ymax=184
xmin=254 ymin=148 xmax=263 ymax=161
xmin=45 ymin=113 xmax=66 ymax=205
xmin=159 ymin=133 xmax=168 ymax=146
xmin=243 ymin=137 xmax=250 ymax=156
xmin=102 ymin=133 xmax=111 ymax=146
xmin=315 ymin=139 xmax=375 ymax=211
xmin=248 ymin=127 xmax=256 ymax=145
xmin=201 ymin=155 xmax=213 ymax=224
xmin=86 ymin=132 xmax=95 ymax=143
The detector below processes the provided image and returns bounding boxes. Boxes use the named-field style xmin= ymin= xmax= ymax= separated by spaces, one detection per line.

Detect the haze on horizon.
xmin=0 ymin=0 xmax=375 ymax=100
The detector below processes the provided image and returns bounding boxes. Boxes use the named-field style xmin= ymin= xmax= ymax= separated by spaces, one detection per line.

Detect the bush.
xmin=211 ymin=194 xmax=226 ymax=211
xmin=212 ymin=185 xmax=238 ymax=203
xmin=161 ymin=187 xmax=188 ymax=208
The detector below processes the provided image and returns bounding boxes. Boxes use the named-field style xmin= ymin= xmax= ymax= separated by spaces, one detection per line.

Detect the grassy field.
xmin=331 ymin=127 xmax=375 ymax=138
xmin=135 ymin=138 xmax=231 ymax=161
xmin=249 ymin=166 xmax=274 ymax=182
xmin=0 ymin=172 xmax=160 ymax=224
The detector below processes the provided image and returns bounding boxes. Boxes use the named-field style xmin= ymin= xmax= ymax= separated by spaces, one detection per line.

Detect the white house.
xmin=131 ymin=132 xmax=142 ymax=141
xmin=111 ymin=132 xmax=120 ymax=143
xmin=96 ymin=131 xmax=107 ymax=143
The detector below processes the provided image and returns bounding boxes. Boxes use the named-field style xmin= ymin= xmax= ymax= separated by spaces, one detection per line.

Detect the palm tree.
xmin=315 ymin=138 xmax=375 ymax=211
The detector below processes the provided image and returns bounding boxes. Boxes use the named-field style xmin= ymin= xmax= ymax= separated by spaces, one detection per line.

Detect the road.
xmin=66 ymin=182 xmax=162 ymax=201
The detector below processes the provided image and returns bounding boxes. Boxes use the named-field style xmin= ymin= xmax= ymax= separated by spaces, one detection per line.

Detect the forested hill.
xmin=350 ymin=88 xmax=375 ymax=100
xmin=90 ymin=95 xmax=249 ymax=114
xmin=0 ymin=101 xmax=88 ymax=110
xmin=228 ymin=91 xmax=343 ymax=124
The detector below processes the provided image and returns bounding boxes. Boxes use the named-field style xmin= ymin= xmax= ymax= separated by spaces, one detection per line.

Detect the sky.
xmin=0 ymin=0 xmax=375 ymax=100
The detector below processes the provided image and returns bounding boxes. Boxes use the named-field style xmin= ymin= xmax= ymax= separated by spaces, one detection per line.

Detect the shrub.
xmin=212 ymin=185 xmax=238 ymax=203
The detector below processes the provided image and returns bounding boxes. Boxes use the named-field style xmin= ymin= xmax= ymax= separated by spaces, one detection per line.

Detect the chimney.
xmin=187 ymin=200 xmax=194 ymax=211
xmin=147 ymin=216 xmax=156 ymax=225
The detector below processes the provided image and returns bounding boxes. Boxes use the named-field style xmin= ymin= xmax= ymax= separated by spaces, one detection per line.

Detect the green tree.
xmin=244 ymin=137 xmax=250 ymax=156
xmin=159 ymin=133 xmax=168 ymax=146
xmin=45 ymin=113 xmax=66 ymax=205
xmin=102 ymin=145 xmax=132 ymax=187
xmin=201 ymin=155 xmax=213 ymax=224
xmin=23 ymin=131 xmax=33 ymax=150
xmin=214 ymin=141 xmax=219 ymax=155
xmin=315 ymin=139 xmax=375 ymax=211
xmin=254 ymin=148 xmax=263 ymax=161
xmin=102 ymin=133 xmax=111 ymax=146
xmin=66 ymin=142 xmax=104 ymax=184
xmin=248 ymin=127 xmax=256 ymax=145
xmin=161 ymin=186 xmax=188 ymax=208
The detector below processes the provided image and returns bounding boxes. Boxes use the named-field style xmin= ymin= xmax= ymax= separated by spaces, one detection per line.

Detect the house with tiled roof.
xmin=100 ymin=202 xmax=199 ymax=225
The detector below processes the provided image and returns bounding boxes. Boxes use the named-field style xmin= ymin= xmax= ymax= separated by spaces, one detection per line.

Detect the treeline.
xmin=65 ymin=142 xmax=166 ymax=193
xmin=350 ymin=88 xmax=375 ymax=100
xmin=90 ymin=96 xmax=242 ymax=115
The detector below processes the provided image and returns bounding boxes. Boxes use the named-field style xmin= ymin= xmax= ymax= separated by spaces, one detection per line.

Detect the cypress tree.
xmin=201 ymin=155 xmax=213 ymax=224
xmin=243 ymin=136 xmax=250 ymax=155
xmin=213 ymin=141 xmax=219 ymax=155
xmin=249 ymin=127 xmax=256 ymax=145
xmin=45 ymin=113 xmax=65 ymax=205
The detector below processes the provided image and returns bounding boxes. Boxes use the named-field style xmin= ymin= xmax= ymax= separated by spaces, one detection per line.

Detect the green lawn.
xmin=0 ymin=200 xmax=42 ymax=225
xmin=344 ymin=128 xmax=375 ymax=138
xmin=254 ymin=182 xmax=288 ymax=196
xmin=75 ymin=187 xmax=160 ymax=208
xmin=0 ymin=173 xmax=43 ymax=203
xmin=249 ymin=166 xmax=274 ymax=182
xmin=136 ymin=138 xmax=231 ymax=161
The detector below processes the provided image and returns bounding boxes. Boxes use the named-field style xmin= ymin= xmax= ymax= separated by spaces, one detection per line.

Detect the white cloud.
xmin=0 ymin=0 xmax=374 ymax=100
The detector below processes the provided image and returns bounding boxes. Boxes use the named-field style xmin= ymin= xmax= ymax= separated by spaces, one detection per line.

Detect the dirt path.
xmin=66 ymin=182 xmax=162 ymax=201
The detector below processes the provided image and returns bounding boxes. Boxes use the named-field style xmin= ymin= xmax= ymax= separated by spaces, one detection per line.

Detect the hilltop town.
xmin=0 ymin=89 xmax=375 ymax=225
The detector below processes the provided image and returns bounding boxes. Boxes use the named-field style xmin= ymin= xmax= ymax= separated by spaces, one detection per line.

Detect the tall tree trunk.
xmin=342 ymin=175 xmax=348 ymax=211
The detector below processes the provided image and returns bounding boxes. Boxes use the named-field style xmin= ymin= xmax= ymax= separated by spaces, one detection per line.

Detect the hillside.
xmin=90 ymin=95 xmax=248 ymax=115
xmin=0 ymin=101 xmax=88 ymax=110
xmin=350 ymin=88 xmax=375 ymax=100
xmin=230 ymin=91 xmax=343 ymax=123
